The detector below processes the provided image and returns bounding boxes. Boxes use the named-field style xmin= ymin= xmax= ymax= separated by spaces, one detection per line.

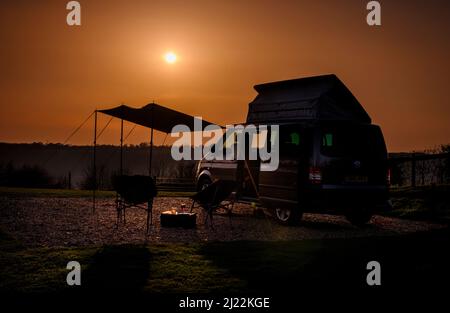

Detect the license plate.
xmin=344 ymin=175 xmax=368 ymax=183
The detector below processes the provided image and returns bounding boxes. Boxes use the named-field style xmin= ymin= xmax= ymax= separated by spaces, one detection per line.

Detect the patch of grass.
xmin=388 ymin=185 xmax=450 ymax=222
xmin=0 ymin=230 xmax=244 ymax=294
xmin=0 ymin=186 xmax=194 ymax=198
xmin=200 ymin=240 xmax=324 ymax=292
xmin=390 ymin=184 xmax=450 ymax=198
xmin=1 ymin=227 xmax=449 ymax=294
xmin=0 ymin=231 xmax=96 ymax=292
xmin=144 ymin=244 xmax=246 ymax=293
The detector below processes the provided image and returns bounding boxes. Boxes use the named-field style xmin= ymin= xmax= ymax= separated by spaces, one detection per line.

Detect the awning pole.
xmin=93 ymin=110 xmax=98 ymax=213
xmin=149 ymin=127 xmax=154 ymax=177
xmin=120 ymin=119 xmax=124 ymax=176
xmin=149 ymin=104 xmax=154 ymax=178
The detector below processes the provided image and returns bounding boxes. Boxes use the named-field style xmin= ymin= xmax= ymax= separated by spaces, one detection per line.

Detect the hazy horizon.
xmin=0 ymin=140 xmax=447 ymax=154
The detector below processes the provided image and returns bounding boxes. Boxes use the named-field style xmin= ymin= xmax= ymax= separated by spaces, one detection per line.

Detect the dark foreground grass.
xmin=1 ymin=227 xmax=449 ymax=294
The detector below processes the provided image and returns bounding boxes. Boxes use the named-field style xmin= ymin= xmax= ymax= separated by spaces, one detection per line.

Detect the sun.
xmin=164 ymin=51 xmax=177 ymax=64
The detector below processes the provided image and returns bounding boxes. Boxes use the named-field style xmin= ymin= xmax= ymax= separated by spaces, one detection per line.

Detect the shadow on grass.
xmin=199 ymin=240 xmax=364 ymax=292
xmin=83 ymin=245 xmax=151 ymax=292
xmin=199 ymin=228 xmax=450 ymax=292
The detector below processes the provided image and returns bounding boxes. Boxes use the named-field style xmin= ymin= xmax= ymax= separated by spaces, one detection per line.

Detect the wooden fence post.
xmin=411 ymin=152 xmax=416 ymax=187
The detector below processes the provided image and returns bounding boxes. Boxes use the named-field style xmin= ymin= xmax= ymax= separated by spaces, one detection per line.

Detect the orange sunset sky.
xmin=0 ymin=0 xmax=449 ymax=152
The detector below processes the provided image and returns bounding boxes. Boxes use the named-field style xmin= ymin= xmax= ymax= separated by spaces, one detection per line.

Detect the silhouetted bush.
xmin=79 ymin=163 xmax=113 ymax=190
xmin=441 ymin=144 xmax=450 ymax=184
xmin=0 ymin=162 xmax=53 ymax=188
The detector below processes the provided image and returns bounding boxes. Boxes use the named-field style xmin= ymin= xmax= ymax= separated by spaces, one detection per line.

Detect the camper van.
xmin=195 ymin=75 xmax=389 ymax=226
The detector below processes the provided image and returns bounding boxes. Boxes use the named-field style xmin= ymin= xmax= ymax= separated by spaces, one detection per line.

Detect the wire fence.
xmin=389 ymin=152 xmax=450 ymax=187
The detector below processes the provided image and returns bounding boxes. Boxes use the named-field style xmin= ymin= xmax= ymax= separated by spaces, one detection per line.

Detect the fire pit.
xmin=161 ymin=210 xmax=197 ymax=228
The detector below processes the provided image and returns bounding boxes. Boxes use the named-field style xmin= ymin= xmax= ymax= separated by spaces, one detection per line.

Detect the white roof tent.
xmin=246 ymin=74 xmax=371 ymax=124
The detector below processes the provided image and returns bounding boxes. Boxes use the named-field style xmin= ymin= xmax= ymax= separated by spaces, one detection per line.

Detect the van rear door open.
xmin=259 ymin=125 xmax=312 ymax=209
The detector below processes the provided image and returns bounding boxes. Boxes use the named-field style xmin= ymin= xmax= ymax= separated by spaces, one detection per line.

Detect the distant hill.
xmin=0 ymin=143 xmax=195 ymax=189
xmin=1 ymin=143 xmax=448 ymax=189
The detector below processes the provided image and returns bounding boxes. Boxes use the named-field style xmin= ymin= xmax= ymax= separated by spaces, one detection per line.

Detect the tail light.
xmin=387 ymin=168 xmax=391 ymax=186
xmin=309 ymin=166 xmax=322 ymax=184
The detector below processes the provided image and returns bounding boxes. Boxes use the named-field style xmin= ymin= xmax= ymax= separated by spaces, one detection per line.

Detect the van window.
xmin=279 ymin=126 xmax=307 ymax=157
xmin=290 ymin=132 xmax=300 ymax=146
xmin=320 ymin=125 xmax=386 ymax=158
xmin=322 ymin=133 xmax=333 ymax=147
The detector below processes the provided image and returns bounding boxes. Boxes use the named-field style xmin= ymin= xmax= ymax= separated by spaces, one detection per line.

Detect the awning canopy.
xmin=98 ymin=102 xmax=218 ymax=133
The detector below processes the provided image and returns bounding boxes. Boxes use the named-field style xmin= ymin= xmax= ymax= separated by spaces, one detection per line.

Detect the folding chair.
xmin=112 ymin=175 xmax=157 ymax=233
xmin=190 ymin=180 xmax=236 ymax=227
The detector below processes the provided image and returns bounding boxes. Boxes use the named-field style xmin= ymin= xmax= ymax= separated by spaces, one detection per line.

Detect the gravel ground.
xmin=0 ymin=196 xmax=446 ymax=248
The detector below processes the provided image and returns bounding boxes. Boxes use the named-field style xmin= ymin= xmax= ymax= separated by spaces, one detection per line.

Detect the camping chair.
xmin=112 ymin=175 xmax=157 ymax=233
xmin=190 ymin=180 xmax=237 ymax=227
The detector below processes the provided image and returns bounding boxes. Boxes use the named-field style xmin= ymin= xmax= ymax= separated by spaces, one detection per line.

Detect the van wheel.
xmin=197 ymin=177 xmax=212 ymax=191
xmin=346 ymin=210 xmax=372 ymax=226
xmin=275 ymin=207 xmax=302 ymax=225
